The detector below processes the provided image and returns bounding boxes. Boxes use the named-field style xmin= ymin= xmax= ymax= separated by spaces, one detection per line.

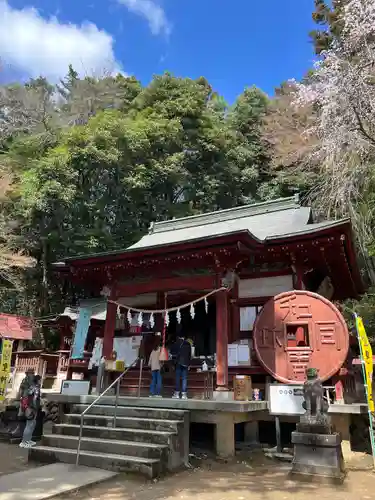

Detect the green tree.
xmin=133 ymin=73 xmax=271 ymax=210
xmin=342 ymin=287 xmax=375 ymax=345
xmin=310 ymin=0 xmax=346 ymax=54
xmin=0 ymin=70 xmax=276 ymax=325
xmin=227 ymin=86 xmax=273 ymax=201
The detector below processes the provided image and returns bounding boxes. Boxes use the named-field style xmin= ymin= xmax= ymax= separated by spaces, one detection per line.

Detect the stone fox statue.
xmin=302 ymin=367 xmax=327 ymax=417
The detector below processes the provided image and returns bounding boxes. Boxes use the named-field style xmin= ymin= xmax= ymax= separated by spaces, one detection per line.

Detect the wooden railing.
xmin=14 ymin=350 xmax=43 ymax=374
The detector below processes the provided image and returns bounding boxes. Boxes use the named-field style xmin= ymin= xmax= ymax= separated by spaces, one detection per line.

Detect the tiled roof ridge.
xmin=149 ymin=194 xmax=300 ymax=235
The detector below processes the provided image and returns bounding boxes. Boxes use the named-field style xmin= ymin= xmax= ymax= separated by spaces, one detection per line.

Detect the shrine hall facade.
xmin=53 ymin=195 xmax=364 ymax=395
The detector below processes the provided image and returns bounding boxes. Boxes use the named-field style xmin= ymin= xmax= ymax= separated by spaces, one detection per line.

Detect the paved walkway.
xmin=0 ymin=463 xmax=117 ymax=500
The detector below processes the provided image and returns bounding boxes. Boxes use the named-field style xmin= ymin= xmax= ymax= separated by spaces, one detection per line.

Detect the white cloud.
xmin=117 ymin=0 xmax=171 ymax=36
xmin=0 ymin=1 xmax=121 ymax=81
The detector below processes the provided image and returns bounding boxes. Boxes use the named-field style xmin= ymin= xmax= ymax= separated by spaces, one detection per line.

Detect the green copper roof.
xmin=128 ymin=195 xmax=347 ymax=250
xmin=60 ymin=196 xmax=350 ymax=263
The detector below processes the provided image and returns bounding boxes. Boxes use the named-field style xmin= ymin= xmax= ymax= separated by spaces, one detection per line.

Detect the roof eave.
xmin=265 ymin=218 xmax=364 ymax=297
xmin=54 ymin=230 xmax=263 ymax=268
xmin=264 ymin=219 xmax=351 ymax=243
xmin=54 ymin=220 xmax=356 ymax=268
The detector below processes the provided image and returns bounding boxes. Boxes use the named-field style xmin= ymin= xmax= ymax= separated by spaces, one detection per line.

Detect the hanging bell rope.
xmin=160 ymin=292 xmax=169 ymax=361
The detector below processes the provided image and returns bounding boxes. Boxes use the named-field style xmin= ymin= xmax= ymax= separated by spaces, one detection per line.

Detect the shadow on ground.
xmin=52 ymin=451 xmax=375 ymax=500
xmin=1 ymin=440 xmax=373 ymax=500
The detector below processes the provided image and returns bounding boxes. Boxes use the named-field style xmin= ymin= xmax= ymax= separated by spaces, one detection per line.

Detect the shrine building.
xmin=35 ymin=194 xmax=369 ymax=462
xmin=51 ymin=195 xmax=363 ymax=394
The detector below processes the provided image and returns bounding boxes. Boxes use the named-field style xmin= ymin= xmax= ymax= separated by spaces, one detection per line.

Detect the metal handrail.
xmin=76 ymin=357 xmax=140 ymax=466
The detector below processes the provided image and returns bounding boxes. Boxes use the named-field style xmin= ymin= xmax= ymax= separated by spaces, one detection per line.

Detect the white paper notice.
xmin=114 ymin=337 xmax=138 ymax=366
xmin=89 ymin=337 xmax=103 ymax=368
xmin=237 ymin=345 xmax=251 ymax=365
xmin=131 ymin=336 xmax=141 ymax=347
xmin=228 ymin=345 xmax=238 ymax=367
xmin=240 ymin=307 xmax=257 ymax=331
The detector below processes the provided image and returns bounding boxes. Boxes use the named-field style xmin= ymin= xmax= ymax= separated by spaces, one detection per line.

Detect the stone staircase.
xmin=29 ymin=403 xmax=190 ymax=479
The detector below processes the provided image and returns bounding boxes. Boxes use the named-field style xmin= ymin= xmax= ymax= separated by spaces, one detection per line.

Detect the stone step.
xmin=72 ymin=404 xmax=187 ymax=421
xmin=43 ymin=433 xmax=168 ymax=460
xmin=65 ymin=413 xmax=182 ymax=432
xmin=53 ymin=423 xmax=176 ymax=445
xmin=29 ymin=445 xmax=161 ymax=479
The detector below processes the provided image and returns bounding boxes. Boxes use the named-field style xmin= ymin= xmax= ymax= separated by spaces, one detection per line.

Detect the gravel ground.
xmin=0 ymin=441 xmax=36 ymax=476
xmin=2 ymin=441 xmax=375 ymax=500
xmin=51 ymin=450 xmax=375 ymax=500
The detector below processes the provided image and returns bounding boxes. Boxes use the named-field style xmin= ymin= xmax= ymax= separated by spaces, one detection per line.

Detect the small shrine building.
xmin=0 ymin=313 xmax=33 ymax=397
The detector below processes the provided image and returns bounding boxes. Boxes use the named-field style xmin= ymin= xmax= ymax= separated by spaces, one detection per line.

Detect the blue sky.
xmin=1 ymin=0 xmax=317 ymax=102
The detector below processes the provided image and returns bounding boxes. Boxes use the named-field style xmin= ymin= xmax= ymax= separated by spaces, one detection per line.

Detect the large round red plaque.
xmin=253 ymin=291 xmax=349 ymax=383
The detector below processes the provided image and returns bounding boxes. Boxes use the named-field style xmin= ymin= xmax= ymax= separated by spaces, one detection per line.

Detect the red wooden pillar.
xmin=293 ymin=263 xmax=304 ymax=289
xmin=295 ymin=267 xmax=304 ymax=290
xmin=230 ymin=278 xmax=239 ymax=344
xmin=103 ymin=300 xmax=117 ymax=358
xmin=291 ymin=254 xmax=304 ymax=290
xmin=216 ymin=289 xmax=229 ymax=390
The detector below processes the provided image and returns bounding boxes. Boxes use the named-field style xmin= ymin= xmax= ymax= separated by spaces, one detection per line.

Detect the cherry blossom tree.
xmin=293 ymin=0 xmax=375 ymax=251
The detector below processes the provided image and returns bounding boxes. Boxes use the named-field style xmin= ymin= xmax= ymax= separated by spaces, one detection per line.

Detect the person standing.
xmin=17 ymin=369 xmax=34 ymax=403
xmin=148 ymin=340 xmax=162 ymax=398
xmin=19 ymin=374 xmax=41 ymax=448
xmin=12 ymin=369 xmax=34 ymax=440
xmin=172 ymin=336 xmax=192 ymax=400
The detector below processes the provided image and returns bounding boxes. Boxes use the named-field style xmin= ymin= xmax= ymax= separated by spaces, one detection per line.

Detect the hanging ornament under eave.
xmin=150 ymin=313 xmax=155 ymax=329
xmin=204 ymin=297 xmax=208 ymax=314
xmin=165 ymin=311 xmax=170 ymax=327
xmin=127 ymin=309 xmax=132 ymax=325
xmin=117 ymin=305 xmax=121 ymax=319
xmin=138 ymin=312 xmax=143 ymax=327
xmin=190 ymin=303 xmax=195 ymax=320
xmin=176 ymin=308 xmax=182 ymax=324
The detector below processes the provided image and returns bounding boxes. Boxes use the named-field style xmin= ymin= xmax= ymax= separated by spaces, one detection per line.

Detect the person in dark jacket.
xmin=171 ymin=336 xmax=192 ymax=399
xmin=19 ymin=374 xmax=41 ymax=448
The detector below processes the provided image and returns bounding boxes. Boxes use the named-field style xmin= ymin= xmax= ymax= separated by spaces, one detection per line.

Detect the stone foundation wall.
xmin=350 ymin=414 xmax=372 ymax=454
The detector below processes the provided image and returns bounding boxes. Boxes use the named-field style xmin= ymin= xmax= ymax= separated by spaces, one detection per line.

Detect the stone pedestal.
xmin=290 ymin=422 xmax=346 ymax=483
xmin=244 ymin=421 xmax=260 ymax=446
xmin=215 ymin=413 xmax=235 ymax=457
